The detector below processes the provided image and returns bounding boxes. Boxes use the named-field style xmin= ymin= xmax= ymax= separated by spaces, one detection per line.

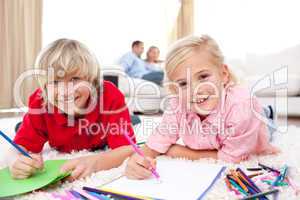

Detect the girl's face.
xmin=47 ymin=71 xmax=91 ymax=116
xmin=169 ymin=50 xmax=229 ymax=115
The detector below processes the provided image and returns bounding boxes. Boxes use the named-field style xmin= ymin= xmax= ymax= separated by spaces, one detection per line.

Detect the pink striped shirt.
xmin=147 ymin=85 xmax=277 ymax=163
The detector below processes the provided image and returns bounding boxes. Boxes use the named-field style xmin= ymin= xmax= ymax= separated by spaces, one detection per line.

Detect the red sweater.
xmin=14 ymin=81 xmax=135 ymax=153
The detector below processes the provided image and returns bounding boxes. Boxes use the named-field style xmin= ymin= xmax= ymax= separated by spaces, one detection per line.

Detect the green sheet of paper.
xmin=0 ymin=159 xmax=70 ymax=198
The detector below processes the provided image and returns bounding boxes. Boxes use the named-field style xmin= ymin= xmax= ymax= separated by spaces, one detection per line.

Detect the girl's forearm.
xmin=141 ymin=145 xmax=161 ymax=158
xmin=94 ymin=144 xmax=160 ymax=171
xmin=166 ymin=144 xmax=218 ymax=160
xmin=95 ymin=145 xmax=134 ymax=171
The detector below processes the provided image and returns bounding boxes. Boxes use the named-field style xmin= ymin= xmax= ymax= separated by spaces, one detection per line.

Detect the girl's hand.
xmin=60 ymin=155 xmax=99 ymax=182
xmin=9 ymin=154 xmax=44 ymax=179
xmin=125 ymin=153 xmax=156 ymax=180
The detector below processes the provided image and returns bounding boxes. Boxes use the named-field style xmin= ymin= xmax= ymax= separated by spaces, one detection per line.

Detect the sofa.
xmin=229 ymin=44 xmax=300 ymax=117
xmin=102 ymin=45 xmax=300 ymax=116
xmin=101 ymin=64 xmax=167 ymax=114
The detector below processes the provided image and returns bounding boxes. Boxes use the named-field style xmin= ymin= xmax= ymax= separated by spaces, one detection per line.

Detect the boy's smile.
xmin=47 ymin=72 xmax=92 ymax=116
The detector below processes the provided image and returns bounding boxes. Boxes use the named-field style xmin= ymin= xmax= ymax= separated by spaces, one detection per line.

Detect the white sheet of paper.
xmin=102 ymin=159 xmax=225 ymax=200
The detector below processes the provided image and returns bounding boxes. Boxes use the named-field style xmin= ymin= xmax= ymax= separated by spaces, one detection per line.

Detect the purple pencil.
xmin=122 ymin=129 xmax=160 ymax=180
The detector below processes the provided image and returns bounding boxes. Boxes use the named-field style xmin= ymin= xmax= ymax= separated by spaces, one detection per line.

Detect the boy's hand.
xmin=9 ymin=154 xmax=44 ymax=179
xmin=125 ymin=153 xmax=156 ymax=180
xmin=60 ymin=155 xmax=99 ymax=182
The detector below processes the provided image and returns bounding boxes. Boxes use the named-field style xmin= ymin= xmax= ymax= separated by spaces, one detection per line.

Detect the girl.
xmin=9 ymin=39 xmax=135 ymax=181
xmin=125 ymin=35 xmax=279 ymax=179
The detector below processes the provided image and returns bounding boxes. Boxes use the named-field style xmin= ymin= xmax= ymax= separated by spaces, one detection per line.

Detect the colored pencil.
xmin=83 ymin=186 xmax=151 ymax=200
xmin=137 ymin=141 xmax=146 ymax=146
xmin=0 ymin=130 xmax=32 ymax=158
xmin=279 ymin=165 xmax=288 ymax=182
xmin=240 ymin=189 xmax=279 ymax=200
xmin=70 ymin=190 xmax=86 ymax=200
xmin=87 ymin=191 xmax=112 ymax=200
xmin=287 ymin=176 xmax=300 ymax=195
xmin=230 ymin=170 xmax=249 ymax=193
xmin=237 ymin=169 xmax=269 ymax=200
xmin=271 ymin=173 xmax=282 ymax=187
xmin=248 ymin=172 xmax=263 ymax=178
xmin=271 ymin=165 xmax=288 ymax=187
xmin=65 ymin=190 xmax=78 ymax=200
xmin=73 ymin=189 xmax=102 ymax=200
xmin=224 ymin=177 xmax=232 ymax=190
xmin=231 ymin=168 xmax=269 ymax=200
xmin=237 ymin=171 xmax=251 ymax=185
xmin=263 ymin=180 xmax=288 ymax=186
xmin=228 ymin=179 xmax=248 ymax=196
xmin=236 ymin=173 xmax=258 ymax=195
xmin=258 ymin=163 xmax=280 ymax=174
xmin=122 ymin=130 xmax=160 ymax=180
xmin=236 ymin=168 xmax=262 ymax=193
xmin=246 ymin=167 xmax=263 ymax=171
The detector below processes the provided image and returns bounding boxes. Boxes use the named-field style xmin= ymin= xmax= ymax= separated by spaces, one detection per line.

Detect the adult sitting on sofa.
xmin=119 ymin=40 xmax=164 ymax=85
xmin=144 ymin=46 xmax=163 ymax=70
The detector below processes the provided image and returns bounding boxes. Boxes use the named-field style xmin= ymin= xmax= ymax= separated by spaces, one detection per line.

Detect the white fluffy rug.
xmin=1 ymin=116 xmax=300 ymax=200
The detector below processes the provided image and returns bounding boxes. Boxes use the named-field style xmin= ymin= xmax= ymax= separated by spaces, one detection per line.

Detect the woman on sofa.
xmin=144 ymin=46 xmax=163 ymax=70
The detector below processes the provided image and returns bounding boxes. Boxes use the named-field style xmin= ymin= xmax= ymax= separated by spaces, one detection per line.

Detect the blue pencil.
xmin=88 ymin=191 xmax=112 ymax=200
xmin=240 ymin=189 xmax=279 ymax=200
xmin=272 ymin=172 xmax=283 ymax=187
xmin=0 ymin=130 xmax=32 ymax=158
xmin=83 ymin=186 xmax=147 ymax=200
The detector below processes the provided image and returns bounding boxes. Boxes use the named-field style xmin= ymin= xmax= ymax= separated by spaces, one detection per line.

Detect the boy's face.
xmin=47 ymin=71 xmax=91 ymax=116
xmin=169 ymin=50 xmax=229 ymax=115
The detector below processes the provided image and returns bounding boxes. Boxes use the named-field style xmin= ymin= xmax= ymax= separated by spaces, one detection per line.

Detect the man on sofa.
xmin=119 ymin=40 xmax=164 ymax=85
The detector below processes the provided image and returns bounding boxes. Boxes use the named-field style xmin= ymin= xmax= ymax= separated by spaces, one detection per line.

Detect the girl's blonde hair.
xmin=35 ymin=38 xmax=101 ymax=102
xmin=165 ymin=35 xmax=237 ymax=86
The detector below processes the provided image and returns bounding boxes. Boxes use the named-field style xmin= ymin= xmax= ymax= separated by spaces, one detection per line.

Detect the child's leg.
xmin=142 ymin=71 xmax=164 ymax=85
xmin=131 ymin=114 xmax=141 ymax=126
xmin=15 ymin=121 xmax=22 ymax=133
xmin=263 ymin=105 xmax=276 ymax=141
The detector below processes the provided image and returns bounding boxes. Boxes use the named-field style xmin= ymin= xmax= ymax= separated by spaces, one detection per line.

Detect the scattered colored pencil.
xmin=258 ymin=163 xmax=280 ymax=174
xmin=83 ymin=186 xmax=147 ymax=200
xmin=228 ymin=179 xmax=248 ymax=196
xmin=248 ymin=172 xmax=263 ymax=178
xmin=246 ymin=167 xmax=263 ymax=171
xmin=240 ymin=189 xmax=279 ymax=200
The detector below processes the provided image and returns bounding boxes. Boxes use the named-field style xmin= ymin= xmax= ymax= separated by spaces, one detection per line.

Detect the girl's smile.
xmin=169 ymin=50 xmax=229 ymax=115
xmin=191 ymin=94 xmax=210 ymax=104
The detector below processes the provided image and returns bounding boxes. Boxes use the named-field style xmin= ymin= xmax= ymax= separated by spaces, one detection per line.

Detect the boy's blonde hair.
xmin=165 ymin=35 xmax=237 ymax=87
xmin=35 ymin=38 xmax=101 ymax=102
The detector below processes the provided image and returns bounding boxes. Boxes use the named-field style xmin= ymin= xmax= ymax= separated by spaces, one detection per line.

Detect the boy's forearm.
xmin=166 ymin=144 xmax=217 ymax=160
xmin=94 ymin=145 xmax=134 ymax=171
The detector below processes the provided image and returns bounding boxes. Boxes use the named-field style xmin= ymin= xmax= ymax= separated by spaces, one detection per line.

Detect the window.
xmin=194 ymin=0 xmax=300 ymax=61
xmin=43 ymin=0 xmax=180 ymax=64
